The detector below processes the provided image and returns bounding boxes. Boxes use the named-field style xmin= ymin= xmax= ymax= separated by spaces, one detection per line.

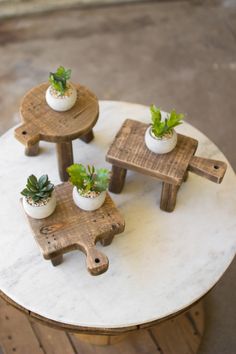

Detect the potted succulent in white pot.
xmin=21 ymin=175 xmax=56 ymax=219
xmin=67 ymin=164 xmax=110 ymax=211
xmin=145 ymin=105 xmax=184 ymax=154
xmin=45 ymin=66 xmax=77 ymax=112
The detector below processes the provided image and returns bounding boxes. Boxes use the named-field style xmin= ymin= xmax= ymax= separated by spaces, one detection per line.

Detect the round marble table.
xmin=0 ymin=101 xmax=235 ymax=348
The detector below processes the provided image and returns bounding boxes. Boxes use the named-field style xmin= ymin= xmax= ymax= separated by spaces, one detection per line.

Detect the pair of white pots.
xmin=23 ymin=189 xmax=106 ymax=220
xmin=144 ymin=127 xmax=177 ymax=154
xmin=45 ymin=83 xmax=77 ymax=112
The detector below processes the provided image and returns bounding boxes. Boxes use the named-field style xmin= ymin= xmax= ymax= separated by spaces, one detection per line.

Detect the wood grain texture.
xmin=149 ymin=301 xmax=204 ymax=354
xmin=25 ymin=141 xmax=40 ymax=156
xmin=0 ymin=298 xmax=44 ymax=354
xmin=71 ymin=330 xmax=158 ymax=353
xmin=22 ymin=182 xmax=125 ymax=276
xmin=30 ymin=320 xmax=76 ymax=354
xmin=0 ymin=296 xmax=204 ymax=354
xmin=188 ymin=156 xmax=227 ymax=183
xmin=15 ymin=83 xmax=99 ymax=146
xmin=14 ymin=83 xmax=99 ymax=182
xmin=109 ymin=165 xmax=127 ymax=194
xmin=160 ymin=183 xmax=179 ymax=213
xmin=71 ymin=301 xmax=204 ymax=352
xmin=56 ymin=141 xmax=74 ymax=181
xmin=106 ymin=119 xmax=198 ymax=186
xmin=79 ymin=129 xmax=94 ymax=143
xmin=106 ymin=119 xmax=227 ymax=212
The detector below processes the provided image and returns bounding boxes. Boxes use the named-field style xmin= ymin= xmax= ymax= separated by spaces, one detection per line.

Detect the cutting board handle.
xmin=188 ymin=156 xmax=227 ymax=183
xmin=83 ymin=246 xmax=109 ymax=276
xmin=14 ymin=122 xmax=40 ymax=147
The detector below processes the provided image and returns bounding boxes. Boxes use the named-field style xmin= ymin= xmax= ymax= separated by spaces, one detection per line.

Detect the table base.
xmin=74 ymin=300 xmax=205 ymax=352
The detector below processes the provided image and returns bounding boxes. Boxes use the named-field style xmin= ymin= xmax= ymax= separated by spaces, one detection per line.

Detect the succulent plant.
xmin=21 ymin=175 xmax=54 ymax=203
xmin=150 ymin=105 xmax=184 ymax=138
xmin=49 ymin=66 xmax=71 ymax=95
xmin=67 ymin=164 xmax=110 ymax=195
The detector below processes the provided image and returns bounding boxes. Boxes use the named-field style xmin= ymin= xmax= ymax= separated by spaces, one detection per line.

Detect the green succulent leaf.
xmin=67 ymin=164 xmax=87 ymax=191
xmin=150 ymin=105 xmax=184 ymax=138
xmin=28 ymin=175 xmax=38 ymax=187
xmin=49 ymin=66 xmax=72 ymax=95
xmin=94 ymin=168 xmax=110 ymax=192
xmin=67 ymin=164 xmax=110 ymax=193
xmin=38 ymin=175 xmax=48 ymax=189
xmin=21 ymin=174 xmax=54 ymax=202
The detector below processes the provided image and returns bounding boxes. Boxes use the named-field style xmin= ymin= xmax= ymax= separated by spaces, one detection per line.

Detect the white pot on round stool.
xmin=145 ymin=127 xmax=177 ymax=154
xmin=46 ymin=83 xmax=77 ymax=112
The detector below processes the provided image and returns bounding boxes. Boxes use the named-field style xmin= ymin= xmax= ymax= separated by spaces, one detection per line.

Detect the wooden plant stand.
xmin=14 ymin=83 xmax=99 ymax=181
xmin=22 ymin=183 xmax=125 ymax=276
xmin=106 ymin=119 xmax=227 ymax=212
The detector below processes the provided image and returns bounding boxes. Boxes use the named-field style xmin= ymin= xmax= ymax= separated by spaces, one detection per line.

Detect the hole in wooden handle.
xmin=85 ymin=247 xmax=109 ymax=276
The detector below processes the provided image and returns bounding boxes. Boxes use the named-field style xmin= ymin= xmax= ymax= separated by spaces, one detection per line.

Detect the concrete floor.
xmin=0 ymin=0 xmax=235 ymax=353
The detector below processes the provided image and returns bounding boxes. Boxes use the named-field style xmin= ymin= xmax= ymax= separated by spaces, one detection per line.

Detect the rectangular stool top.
xmin=23 ymin=183 xmax=125 ymax=260
xmin=106 ymin=119 xmax=198 ymax=185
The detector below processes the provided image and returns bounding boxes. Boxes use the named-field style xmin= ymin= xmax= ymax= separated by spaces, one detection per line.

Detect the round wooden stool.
xmin=14 ymin=83 xmax=99 ymax=181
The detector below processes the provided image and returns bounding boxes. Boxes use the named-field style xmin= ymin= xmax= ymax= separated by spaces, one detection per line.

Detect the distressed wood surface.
xmin=106 ymin=119 xmax=227 ymax=211
xmin=56 ymin=141 xmax=74 ymax=181
xmin=22 ymin=182 xmax=125 ymax=276
xmin=106 ymin=119 xmax=199 ymax=186
xmin=0 ymin=297 xmax=204 ymax=354
xmin=160 ymin=183 xmax=179 ymax=213
xmin=15 ymin=83 xmax=99 ymax=146
xmin=188 ymin=156 xmax=227 ymax=183
xmin=14 ymin=83 xmax=99 ymax=182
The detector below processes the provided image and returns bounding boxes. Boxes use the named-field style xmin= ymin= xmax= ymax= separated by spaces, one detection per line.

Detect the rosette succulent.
xmin=21 ymin=175 xmax=54 ymax=203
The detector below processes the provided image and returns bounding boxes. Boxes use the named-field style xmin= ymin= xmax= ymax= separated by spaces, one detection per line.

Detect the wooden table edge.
xmin=0 ymin=286 xmax=209 ymax=335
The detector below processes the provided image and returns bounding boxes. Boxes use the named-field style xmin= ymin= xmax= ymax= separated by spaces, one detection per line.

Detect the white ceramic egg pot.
xmin=145 ymin=127 xmax=177 ymax=154
xmin=23 ymin=193 xmax=56 ymax=219
xmin=21 ymin=175 xmax=56 ymax=219
xmin=72 ymin=188 xmax=106 ymax=211
xmin=144 ymin=106 xmax=183 ymax=155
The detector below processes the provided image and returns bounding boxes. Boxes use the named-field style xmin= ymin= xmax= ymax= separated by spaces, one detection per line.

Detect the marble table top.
xmin=0 ymin=101 xmax=235 ymax=331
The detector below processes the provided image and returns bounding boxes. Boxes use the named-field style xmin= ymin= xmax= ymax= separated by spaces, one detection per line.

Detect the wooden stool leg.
xmin=56 ymin=141 xmax=74 ymax=182
xmin=183 ymin=171 xmax=189 ymax=182
xmin=79 ymin=129 xmax=94 ymax=143
xmin=100 ymin=235 xmax=114 ymax=246
xmin=160 ymin=182 xmax=179 ymax=212
xmin=25 ymin=143 xmax=39 ymax=156
xmin=109 ymin=165 xmax=127 ymax=194
xmin=51 ymin=255 xmax=63 ymax=266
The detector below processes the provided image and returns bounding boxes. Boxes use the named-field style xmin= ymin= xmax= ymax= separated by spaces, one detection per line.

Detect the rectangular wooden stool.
xmin=22 ymin=183 xmax=125 ymax=275
xmin=106 ymin=119 xmax=227 ymax=212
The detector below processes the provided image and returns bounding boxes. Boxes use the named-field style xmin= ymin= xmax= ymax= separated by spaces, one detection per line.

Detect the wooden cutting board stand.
xmin=14 ymin=83 xmax=99 ymax=182
xmin=106 ymin=119 xmax=227 ymax=212
xmin=22 ymin=183 xmax=125 ymax=276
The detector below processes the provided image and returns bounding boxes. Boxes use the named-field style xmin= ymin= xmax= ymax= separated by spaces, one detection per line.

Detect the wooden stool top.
xmin=23 ymin=183 xmax=125 ymax=276
xmin=15 ymin=83 xmax=99 ymax=146
xmin=106 ymin=119 xmax=198 ymax=186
